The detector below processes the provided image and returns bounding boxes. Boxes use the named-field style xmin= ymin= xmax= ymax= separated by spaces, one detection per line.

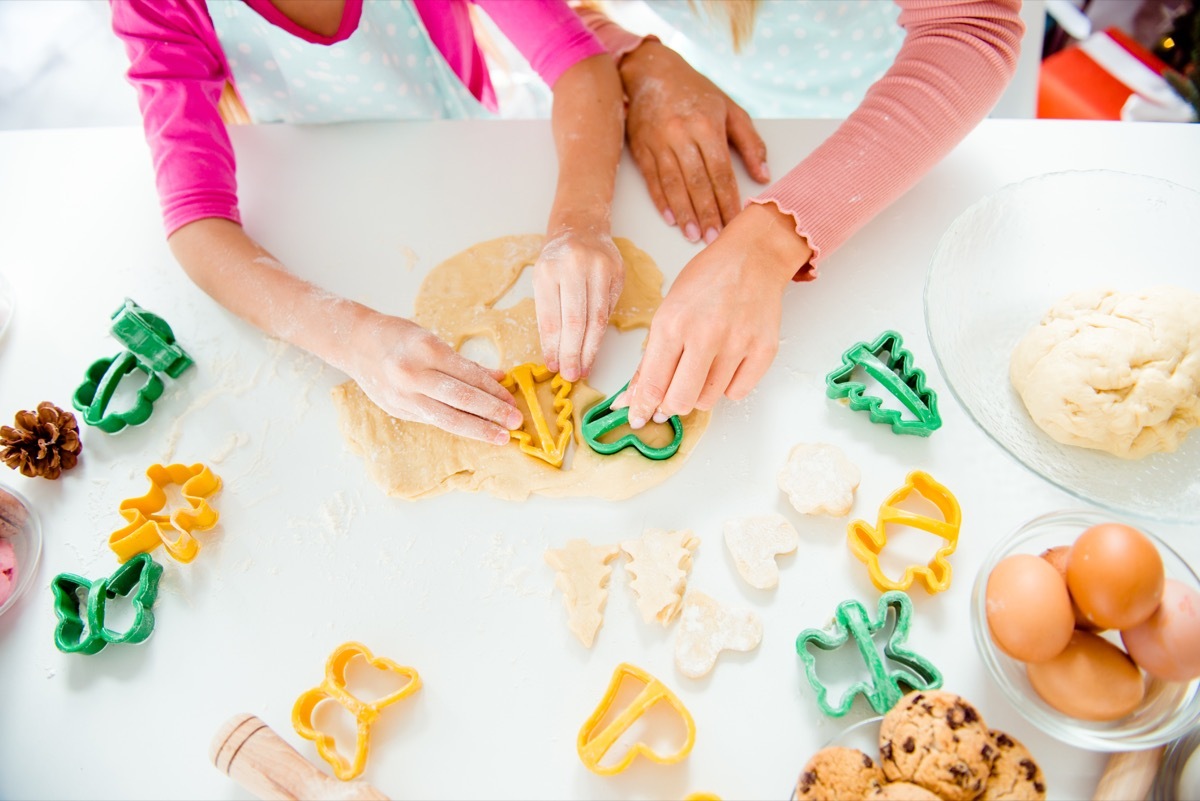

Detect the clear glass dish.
xmin=1151 ymin=726 xmax=1200 ymax=801
xmin=924 ymin=170 xmax=1200 ymax=524
xmin=0 ymin=482 xmax=42 ymax=618
xmin=971 ymin=509 xmax=1200 ymax=751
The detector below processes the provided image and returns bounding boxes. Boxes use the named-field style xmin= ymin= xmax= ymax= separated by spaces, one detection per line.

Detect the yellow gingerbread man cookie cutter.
xmin=577 ymin=662 xmax=696 ymax=775
xmin=847 ymin=470 xmax=961 ymax=594
xmin=109 ymin=462 xmax=222 ymax=563
xmin=501 ymin=362 xmax=574 ymax=468
xmin=292 ymin=641 xmax=422 ymax=781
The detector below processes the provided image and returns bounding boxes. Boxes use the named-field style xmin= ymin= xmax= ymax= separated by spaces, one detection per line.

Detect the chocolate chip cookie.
xmin=879 ymin=691 xmax=995 ymax=801
xmin=867 ymin=781 xmax=944 ymax=800
xmin=795 ymin=746 xmax=885 ymax=801
xmin=978 ymin=729 xmax=1046 ymax=800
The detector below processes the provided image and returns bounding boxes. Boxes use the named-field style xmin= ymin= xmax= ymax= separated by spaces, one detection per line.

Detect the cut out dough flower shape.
xmin=777 ymin=442 xmax=861 ymax=517
xmin=501 ymin=362 xmax=573 ymax=468
xmin=847 ymin=470 xmax=961 ymax=594
xmin=674 ymin=591 xmax=763 ymax=679
xmin=51 ymin=553 xmax=163 ymax=655
xmin=109 ymin=462 xmax=222 ymax=564
xmin=621 ymin=528 xmax=699 ymax=626
xmin=795 ymin=591 xmax=942 ymax=717
xmin=544 ymin=538 xmax=622 ymax=647
xmin=723 ymin=514 xmax=799 ymax=589
xmin=292 ymin=642 xmax=422 ymax=781
xmin=577 ymin=662 xmax=696 ymax=776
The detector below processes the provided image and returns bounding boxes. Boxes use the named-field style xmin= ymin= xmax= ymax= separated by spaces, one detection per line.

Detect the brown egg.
xmin=1121 ymin=579 xmax=1200 ymax=682
xmin=1039 ymin=545 xmax=1102 ymax=631
xmin=1026 ymin=630 xmax=1145 ymax=721
xmin=1066 ymin=523 xmax=1164 ymax=630
xmin=986 ymin=553 xmax=1075 ymax=663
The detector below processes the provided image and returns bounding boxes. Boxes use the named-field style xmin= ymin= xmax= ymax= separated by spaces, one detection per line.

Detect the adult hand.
xmin=347 ymin=313 xmax=522 ymax=445
xmin=534 ymin=228 xmax=624 ymax=382
xmin=619 ymin=40 xmax=771 ymax=245
xmin=614 ymin=203 xmax=813 ymax=426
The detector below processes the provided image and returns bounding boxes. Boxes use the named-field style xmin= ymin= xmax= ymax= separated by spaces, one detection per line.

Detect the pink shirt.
xmin=110 ymin=0 xmax=604 ymax=235
xmin=581 ymin=0 xmax=1025 ymax=278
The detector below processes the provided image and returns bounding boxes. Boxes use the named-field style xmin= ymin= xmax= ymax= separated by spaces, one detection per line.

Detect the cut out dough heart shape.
xmin=778 ymin=442 xmax=861 ymax=516
xmin=622 ymin=528 xmax=699 ymax=626
xmin=674 ymin=590 xmax=763 ymax=679
xmin=723 ymin=514 xmax=799 ymax=590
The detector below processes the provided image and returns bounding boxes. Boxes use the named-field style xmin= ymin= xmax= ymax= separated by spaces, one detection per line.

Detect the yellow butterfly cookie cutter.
xmin=577 ymin=662 xmax=696 ymax=776
xmin=109 ymin=462 xmax=222 ymax=564
xmin=292 ymin=641 xmax=422 ymax=781
xmin=501 ymin=362 xmax=573 ymax=468
xmin=847 ymin=470 xmax=961 ymax=594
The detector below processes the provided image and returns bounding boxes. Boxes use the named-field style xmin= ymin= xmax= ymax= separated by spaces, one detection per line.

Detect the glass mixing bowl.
xmin=0 ymin=482 xmax=42 ymax=618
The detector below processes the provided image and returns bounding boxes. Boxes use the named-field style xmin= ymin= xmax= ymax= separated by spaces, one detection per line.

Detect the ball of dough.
xmin=1009 ymin=286 xmax=1200 ymax=459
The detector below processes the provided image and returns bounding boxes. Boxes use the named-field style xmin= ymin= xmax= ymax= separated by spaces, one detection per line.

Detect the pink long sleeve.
xmin=752 ymin=0 xmax=1024 ymax=278
xmin=477 ymin=0 xmax=606 ymax=88
xmin=574 ymin=5 xmax=655 ymax=63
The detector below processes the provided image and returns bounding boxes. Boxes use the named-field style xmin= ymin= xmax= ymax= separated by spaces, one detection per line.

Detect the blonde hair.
xmin=690 ymin=0 xmax=760 ymax=52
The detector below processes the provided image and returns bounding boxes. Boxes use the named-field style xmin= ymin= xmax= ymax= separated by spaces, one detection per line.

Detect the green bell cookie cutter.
xmin=110 ymin=298 xmax=194 ymax=379
xmin=795 ymin=590 xmax=942 ymax=717
xmin=581 ymin=381 xmax=683 ymax=460
xmin=72 ymin=351 xmax=164 ymax=433
xmin=51 ymin=553 xmax=163 ymax=655
xmin=825 ymin=330 xmax=941 ymax=437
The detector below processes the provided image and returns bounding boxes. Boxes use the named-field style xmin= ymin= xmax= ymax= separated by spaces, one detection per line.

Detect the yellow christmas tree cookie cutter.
xmin=109 ymin=462 xmax=222 ymax=563
xmin=292 ymin=641 xmax=422 ymax=781
xmin=577 ymin=662 xmax=696 ymax=776
xmin=847 ymin=470 xmax=961 ymax=594
xmin=501 ymin=362 xmax=573 ymax=468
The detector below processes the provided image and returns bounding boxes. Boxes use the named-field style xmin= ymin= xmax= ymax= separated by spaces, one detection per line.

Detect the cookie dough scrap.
xmin=795 ymin=746 xmax=884 ymax=801
xmin=674 ymin=590 xmax=762 ymax=679
xmin=544 ymin=539 xmax=622 ymax=648
xmin=979 ymin=730 xmax=1045 ymax=801
xmin=879 ymin=691 xmax=995 ymax=801
xmin=778 ymin=442 xmax=861 ymax=516
xmin=722 ymin=514 xmax=798 ymax=589
xmin=621 ymin=528 xmax=698 ymax=626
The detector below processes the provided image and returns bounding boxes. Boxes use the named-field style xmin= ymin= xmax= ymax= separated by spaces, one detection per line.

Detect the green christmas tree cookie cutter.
xmin=795 ymin=590 xmax=942 ymax=717
xmin=51 ymin=553 xmax=163 ymax=655
xmin=825 ymin=330 xmax=941 ymax=436
xmin=581 ymin=381 xmax=683 ymax=460
xmin=72 ymin=351 xmax=164 ymax=433
xmin=110 ymin=298 xmax=194 ymax=379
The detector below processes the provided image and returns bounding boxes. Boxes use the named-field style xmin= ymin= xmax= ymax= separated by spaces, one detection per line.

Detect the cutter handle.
xmin=211 ymin=714 xmax=389 ymax=801
xmin=1091 ymin=747 xmax=1164 ymax=801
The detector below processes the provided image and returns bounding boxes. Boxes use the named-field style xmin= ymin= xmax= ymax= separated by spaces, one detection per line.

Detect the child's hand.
xmin=347 ymin=313 xmax=522 ymax=445
xmin=533 ymin=229 xmax=624 ymax=382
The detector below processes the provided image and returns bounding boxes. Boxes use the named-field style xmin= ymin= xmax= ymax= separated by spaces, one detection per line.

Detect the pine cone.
xmin=0 ymin=402 xmax=82 ymax=480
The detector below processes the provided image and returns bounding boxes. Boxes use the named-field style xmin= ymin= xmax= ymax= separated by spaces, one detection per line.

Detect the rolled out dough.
xmin=332 ymin=235 xmax=711 ymax=500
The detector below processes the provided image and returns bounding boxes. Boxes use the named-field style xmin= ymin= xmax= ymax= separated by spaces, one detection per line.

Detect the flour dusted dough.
xmin=331 ymin=236 xmax=710 ymax=499
xmin=1009 ymin=286 xmax=1200 ymax=459
xmin=722 ymin=514 xmax=798 ymax=590
xmin=544 ymin=539 xmax=622 ymax=648
xmin=622 ymin=528 xmax=698 ymax=626
xmin=674 ymin=590 xmax=762 ymax=679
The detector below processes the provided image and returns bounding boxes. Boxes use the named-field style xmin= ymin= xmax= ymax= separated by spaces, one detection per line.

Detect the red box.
xmin=1038 ymin=27 xmax=1172 ymax=120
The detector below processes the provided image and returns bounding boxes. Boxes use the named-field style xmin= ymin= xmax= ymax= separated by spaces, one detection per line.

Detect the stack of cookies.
xmin=795 ymin=691 xmax=1045 ymax=801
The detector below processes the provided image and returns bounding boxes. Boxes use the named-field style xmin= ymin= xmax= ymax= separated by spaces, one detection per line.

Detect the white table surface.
xmin=0 ymin=117 xmax=1197 ymax=800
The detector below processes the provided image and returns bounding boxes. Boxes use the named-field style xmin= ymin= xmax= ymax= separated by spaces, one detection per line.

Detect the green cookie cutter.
xmin=72 ymin=351 xmax=165 ymax=433
xmin=51 ymin=553 xmax=163 ymax=655
xmin=825 ymin=330 xmax=941 ymax=437
xmin=110 ymin=298 xmax=194 ymax=379
xmin=581 ymin=381 xmax=683 ymax=460
xmin=795 ymin=590 xmax=942 ymax=717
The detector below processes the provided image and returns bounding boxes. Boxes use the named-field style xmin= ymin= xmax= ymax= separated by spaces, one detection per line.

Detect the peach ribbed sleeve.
xmin=574 ymin=5 xmax=656 ymax=63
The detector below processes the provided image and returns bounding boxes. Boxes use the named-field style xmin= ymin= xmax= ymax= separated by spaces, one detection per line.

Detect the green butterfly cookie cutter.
xmin=795 ymin=590 xmax=942 ymax=717
xmin=581 ymin=381 xmax=683 ymax=460
xmin=51 ymin=553 xmax=163 ymax=655
xmin=72 ymin=351 xmax=164 ymax=433
xmin=110 ymin=298 xmax=193 ymax=379
xmin=825 ymin=330 xmax=941 ymax=437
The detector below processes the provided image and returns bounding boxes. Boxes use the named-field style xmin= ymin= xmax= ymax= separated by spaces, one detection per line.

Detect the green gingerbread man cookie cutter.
xmin=825 ymin=330 xmax=941 ymax=437
xmin=51 ymin=553 xmax=163 ymax=655
xmin=795 ymin=590 xmax=942 ymax=717
xmin=581 ymin=381 xmax=683 ymax=460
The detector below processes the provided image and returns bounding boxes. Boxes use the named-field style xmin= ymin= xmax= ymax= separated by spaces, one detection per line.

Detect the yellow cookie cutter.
xmin=501 ymin=362 xmax=573 ymax=468
xmin=109 ymin=463 xmax=222 ymax=564
xmin=292 ymin=641 xmax=422 ymax=781
xmin=577 ymin=662 xmax=696 ymax=776
xmin=847 ymin=470 xmax=961 ymax=594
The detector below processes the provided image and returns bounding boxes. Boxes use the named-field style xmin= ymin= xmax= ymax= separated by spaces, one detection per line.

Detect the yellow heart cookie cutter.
xmin=847 ymin=470 xmax=962 ymax=594
xmin=501 ymin=362 xmax=573 ymax=468
xmin=109 ymin=463 xmax=222 ymax=564
xmin=577 ymin=662 xmax=696 ymax=776
xmin=292 ymin=642 xmax=422 ymax=781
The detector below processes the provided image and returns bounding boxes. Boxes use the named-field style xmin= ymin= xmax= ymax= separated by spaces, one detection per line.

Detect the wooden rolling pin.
xmin=210 ymin=713 xmax=390 ymax=801
xmin=1092 ymin=746 xmax=1165 ymax=801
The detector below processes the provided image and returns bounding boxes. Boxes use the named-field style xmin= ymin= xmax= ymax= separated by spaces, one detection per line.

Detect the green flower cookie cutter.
xmin=581 ymin=381 xmax=683 ymax=460
xmin=72 ymin=351 xmax=164 ymax=433
xmin=110 ymin=298 xmax=193 ymax=379
xmin=795 ymin=590 xmax=942 ymax=717
xmin=51 ymin=553 xmax=163 ymax=655
xmin=825 ymin=330 xmax=941 ymax=437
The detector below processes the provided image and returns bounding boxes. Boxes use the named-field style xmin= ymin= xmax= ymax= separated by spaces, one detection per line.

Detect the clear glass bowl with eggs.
xmin=971 ymin=509 xmax=1200 ymax=751
xmin=0 ymin=482 xmax=42 ymax=618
